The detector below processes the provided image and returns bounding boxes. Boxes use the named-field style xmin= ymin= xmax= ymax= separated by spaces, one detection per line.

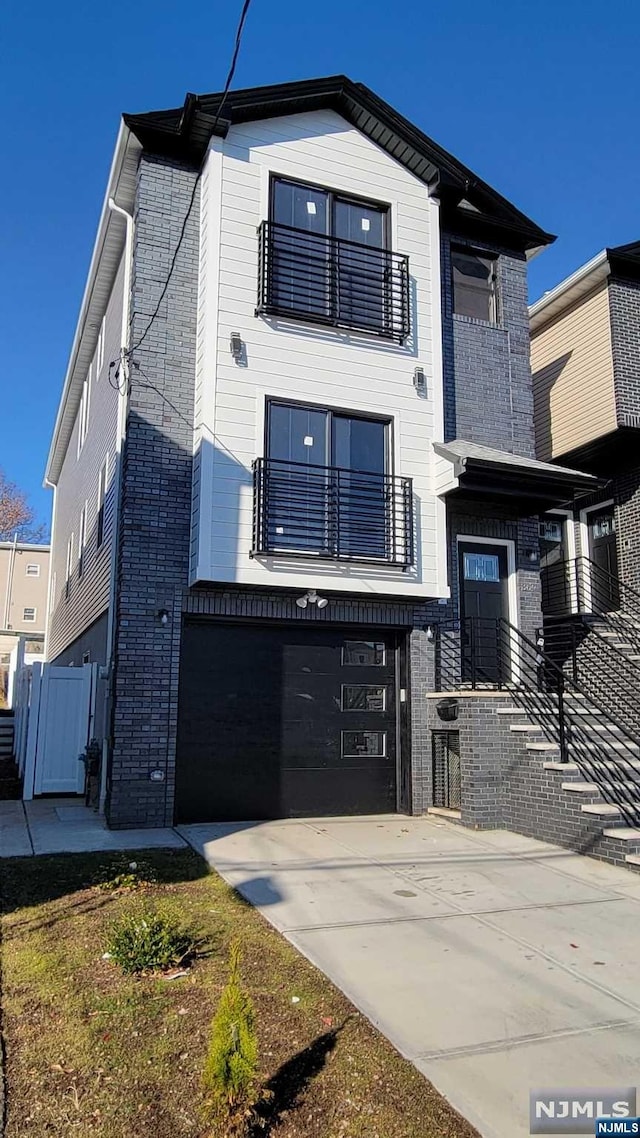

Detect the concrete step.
xmin=544 ymin=761 xmax=579 ymax=771
xmin=563 ymin=780 xmax=640 ymax=794
xmin=581 ymin=803 xmax=622 ymax=818
xmin=562 ymin=781 xmax=599 ymax=793
xmin=625 ymin=854 xmax=640 ymax=867
xmin=509 ymin=723 xmax=543 ymax=733
xmin=496 ymin=707 xmax=528 ymax=716
xmin=603 ymin=827 xmax=640 ymax=841
xmin=526 ymin=742 xmax=560 ymax=752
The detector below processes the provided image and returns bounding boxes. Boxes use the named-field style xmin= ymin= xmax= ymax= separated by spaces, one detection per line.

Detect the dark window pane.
xmin=342 ymin=685 xmax=386 ymax=711
xmin=272 ymin=181 xmax=330 ymax=318
xmin=342 ymin=641 xmax=386 ymax=666
xmin=342 ymin=730 xmax=386 ymax=757
xmin=452 ymin=249 xmax=496 ymax=323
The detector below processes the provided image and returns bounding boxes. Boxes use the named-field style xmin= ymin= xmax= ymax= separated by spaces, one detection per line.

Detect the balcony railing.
xmin=256 ymin=220 xmax=411 ymax=342
xmin=252 ymin=457 xmax=414 ymax=567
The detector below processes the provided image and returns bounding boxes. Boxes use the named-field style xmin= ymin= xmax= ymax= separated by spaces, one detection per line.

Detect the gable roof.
xmin=124 ymin=75 xmax=554 ymax=254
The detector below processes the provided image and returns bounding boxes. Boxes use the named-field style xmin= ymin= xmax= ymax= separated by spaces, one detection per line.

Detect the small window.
xmin=65 ymin=533 xmax=74 ymax=598
xmin=25 ymin=563 xmax=40 ymax=577
xmin=342 ymin=641 xmax=386 ymax=666
xmin=96 ymin=316 xmax=105 ymax=376
xmin=452 ymin=247 xmax=497 ymax=324
xmin=96 ymin=456 xmax=108 ymax=548
xmin=342 ymin=730 xmax=386 ymax=758
xmin=78 ymin=504 xmax=87 ymax=578
xmin=82 ymin=650 xmax=90 ymax=664
xmin=539 ymin=520 xmax=563 ymax=543
xmin=341 ymin=685 xmax=386 ymax=712
xmin=463 ymin=552 xmax=500 ymax=582
xmin=77 ymin=375 xmax=91 ymax=455
xmin=23 ymin=607 xmax=36 ymax=622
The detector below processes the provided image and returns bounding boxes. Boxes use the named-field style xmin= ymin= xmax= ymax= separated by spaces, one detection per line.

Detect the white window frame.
xmin=96 ymin=455 xmax=108 ymax=548
xmin=65 ymin=533 xmax=74 ymax=598
xmin=96 ymin=316 xmax=105 ymax=377
xmin=25 ymin=563 xmax=40 ymax=577
xmin=23 ymin=607 xmax=36 ymax=623
xmin=78 ymin=503 xmax=88 ymax=578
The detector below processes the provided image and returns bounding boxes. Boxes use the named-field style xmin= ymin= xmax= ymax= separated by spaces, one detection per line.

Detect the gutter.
xmin=529 ymin=249 xmax=609 ymax=329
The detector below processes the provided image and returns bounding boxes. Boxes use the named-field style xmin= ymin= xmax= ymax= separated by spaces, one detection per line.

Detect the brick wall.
xmin=441 ymin=234 xmax=535 ymax=456
xmin=609 ymin=276 xmax=640 ymax=429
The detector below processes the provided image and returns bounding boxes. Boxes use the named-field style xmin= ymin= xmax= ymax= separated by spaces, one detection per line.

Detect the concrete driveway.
xmin=180 ymin=815 xmax=640 ymax=1138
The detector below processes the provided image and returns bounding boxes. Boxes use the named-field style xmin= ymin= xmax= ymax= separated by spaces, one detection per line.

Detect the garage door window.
xmin=341 ymin=685 xmax=386 ymax=712
xmin=342 ymin=730 xmax=386 ymax=757
xmin=342 ymin=640 xmax=386 ymax=666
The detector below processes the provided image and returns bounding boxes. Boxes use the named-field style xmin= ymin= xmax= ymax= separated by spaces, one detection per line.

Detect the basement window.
xmin=452 ymin=247 xmax=498 ymax=324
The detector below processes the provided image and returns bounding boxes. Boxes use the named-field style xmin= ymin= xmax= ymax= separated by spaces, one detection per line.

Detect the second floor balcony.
xmin=252 ymin=457 xmax=414 ymax=567
xmin=256 ymin=220 xmax=411 ymax=343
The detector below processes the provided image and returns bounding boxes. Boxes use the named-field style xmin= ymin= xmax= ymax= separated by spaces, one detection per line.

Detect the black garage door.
xmin=175 ymin=622 xmax=399 ymax=823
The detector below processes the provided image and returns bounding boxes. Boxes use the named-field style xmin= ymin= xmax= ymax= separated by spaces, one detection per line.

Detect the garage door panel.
xmin=175 ymin=621 xmax=399 ymax=823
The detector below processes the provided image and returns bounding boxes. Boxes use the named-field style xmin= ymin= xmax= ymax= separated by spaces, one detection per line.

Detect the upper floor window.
xmin=96 ymin=456 xmax=108 ymax=548
xmin=257 ymin=177 xmax=410 ymax=342
xmin=78 ymin=503 xmax=87 ymax=579
xmin=23 ymin=607 xmax=36 ymax=622
xmin=25 ymin=563 xmax=40 ymax=577
xmin=252 ymin=400 xmax=413 ymax=566
xmin=95 ymin=316 xmax=105 ymax=378
xmin=77 ymin=374 xmax=91 ymax=456
xmin=65 ymin=533 xmax=74 ymax=599
xmin=452 ymin=247 xmax=498 ymax=324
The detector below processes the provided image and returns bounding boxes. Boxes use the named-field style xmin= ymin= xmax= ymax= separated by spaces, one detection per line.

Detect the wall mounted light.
xmin=230 ymin=332 xmax=243 ymax=361
xmin=524 ymin=549 xmax=538 ymax=564
xmin=296 ymin=589 xmax=329 ymax=610
xmin=158 ymin=608 xmax=170 ymax=625
xmin=413 ymin=366 xmax=427 ymax=396
xmin=425 ymin=625 xmax=434 ymax=642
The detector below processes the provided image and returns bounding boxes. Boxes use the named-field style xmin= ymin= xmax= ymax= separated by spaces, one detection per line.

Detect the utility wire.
xmin=126 ymin=0 xmax=254 ymax=360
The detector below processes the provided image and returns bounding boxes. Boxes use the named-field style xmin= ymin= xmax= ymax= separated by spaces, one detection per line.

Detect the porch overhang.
xmin=433 ymin=439 xmax=604 ymax=514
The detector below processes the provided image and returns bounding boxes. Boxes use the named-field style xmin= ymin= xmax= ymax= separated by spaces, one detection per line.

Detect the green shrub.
xmin=95 ymin=856 xmax=157 ymax=892
xmin=106 ymin=907 xmax=194 ymax=974
xmin=202 ymin=941 xmax=258 ymax=1133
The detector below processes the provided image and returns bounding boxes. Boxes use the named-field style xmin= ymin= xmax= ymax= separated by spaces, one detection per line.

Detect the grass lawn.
xmin=1 ymin=848 xmax=477 ymax=1137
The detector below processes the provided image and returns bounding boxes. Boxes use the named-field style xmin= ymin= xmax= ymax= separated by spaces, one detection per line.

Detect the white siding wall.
xmin=191 ymin=109 xmax=447 ymax=599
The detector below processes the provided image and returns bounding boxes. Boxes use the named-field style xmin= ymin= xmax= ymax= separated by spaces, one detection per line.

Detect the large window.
xmin=451 ymin=247 xmax=498 ymax=324
xmin=96 ymin=456 xmax=108 ymax=549
xmin=257 ymin=177 xmax=410 ymax=341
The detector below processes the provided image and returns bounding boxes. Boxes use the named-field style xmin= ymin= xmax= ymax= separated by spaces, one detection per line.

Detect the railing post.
xmin=558 ymin=671 xmax=569 ymax=764
xmin=571 ymin=621 xmax=578 ymax=685
xmin=470 ymin=618 xmax=477 ymax=690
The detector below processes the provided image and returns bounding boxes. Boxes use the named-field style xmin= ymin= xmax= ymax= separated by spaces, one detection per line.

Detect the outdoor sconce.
xmin=158 ymin=608 xmax=170 ymax=625
xmin=413 ymin=366 xmax=427 ymax=396
xmin=230 ymin=332 xmax=243 ymax=360
xmin=524 ymin=549 xmax=538 ymax=564
xmin=425 ymin=625 xmax=434 ymax=642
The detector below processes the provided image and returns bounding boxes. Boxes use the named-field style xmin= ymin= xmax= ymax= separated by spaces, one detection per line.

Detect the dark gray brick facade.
xmin=105 ymin=154 xmax=545 ymax=829
xmin=609 ymin=276 xmax=640 ymax=429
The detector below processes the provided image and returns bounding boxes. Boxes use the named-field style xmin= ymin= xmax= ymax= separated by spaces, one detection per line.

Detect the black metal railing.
xmin=256 ymin=220 xmax=411 ymax=342
xmin=542 ymin=555 xmax=640 ymax=619
xmin=435 ymin=615 xmax=640 ymax=825
xmin=541 ymin=619 xmax=640 ymax=739
xmin=252 ymin=457 xmax=414 ymax=567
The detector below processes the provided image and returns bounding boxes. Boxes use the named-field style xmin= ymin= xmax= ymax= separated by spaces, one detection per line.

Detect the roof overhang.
xmin=45 ymin=123 xmax=142 ymax=485
xmin=434 ymin=440 xmax=603 ymax=514
xmin=530 ymin=239 xmax=640 ymax=333
xmin=124 ymin=76 xmax=555 ymax=255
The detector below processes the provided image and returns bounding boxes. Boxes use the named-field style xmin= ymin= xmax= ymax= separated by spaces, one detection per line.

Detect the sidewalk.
xmin=0 ymin=798 xmax=186 ymax=856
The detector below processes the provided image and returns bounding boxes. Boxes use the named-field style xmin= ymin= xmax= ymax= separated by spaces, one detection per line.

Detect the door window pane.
xmin=342 ymin=641 xmax=386 ymax=666
xmin=341 ymin=685 xmax=386 ymax=712
xmin=463 ymin=552 xmax=500 ymax=582
xmin=342 ymin=730 xmax=386 ymax=757
xmin=592 ymin=515 xmax=615 ymax=539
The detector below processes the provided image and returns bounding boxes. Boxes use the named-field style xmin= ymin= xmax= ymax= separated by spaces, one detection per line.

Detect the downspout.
xmin=101 ymin=198 xmax=134 ymax=812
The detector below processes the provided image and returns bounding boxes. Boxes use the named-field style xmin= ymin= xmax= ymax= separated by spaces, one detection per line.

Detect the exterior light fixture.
xmin=158 ymin=608 xmax=170 ymax=625
xmin=425 ymin=625 xmax=434 ymax=642
xmin=230 ymin=332 xmax=243 ymax=360
xmin=413 ymin=366 xmax=427 ymax=395
xmin=295 ymin=590 xmax=329 ymax=610
xmin=525 ymin=549 xmax=538 ymax=563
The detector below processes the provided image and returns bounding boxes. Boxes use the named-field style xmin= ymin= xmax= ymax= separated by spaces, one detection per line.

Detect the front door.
xmin=588 ymin=505 xmax=620 ymax=611
xmin=458 ymin=542 xmax=509 ymax=683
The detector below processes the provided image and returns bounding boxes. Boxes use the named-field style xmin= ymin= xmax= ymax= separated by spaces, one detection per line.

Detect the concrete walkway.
xmin=180 ymin=815 xmax=640 ymax=1138
xmin=0 ymin=798 xmax=186 ymax=856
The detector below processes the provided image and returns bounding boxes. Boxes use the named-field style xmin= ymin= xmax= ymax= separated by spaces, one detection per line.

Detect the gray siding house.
xmin=47 ymin=77 xmax=608 ymax=844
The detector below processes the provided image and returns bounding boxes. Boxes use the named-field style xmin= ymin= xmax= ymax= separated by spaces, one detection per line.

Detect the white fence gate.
xmin=17 ymin=662 xmax=97 ymax=799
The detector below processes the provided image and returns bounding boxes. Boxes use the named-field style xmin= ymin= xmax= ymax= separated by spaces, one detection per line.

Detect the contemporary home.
xmin=47 ymin=76 xmax=621 ymax=851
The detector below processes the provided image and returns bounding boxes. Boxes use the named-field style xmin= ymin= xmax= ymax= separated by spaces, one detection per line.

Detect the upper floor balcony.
xmin=256 ymin=220 xmax=411 ymax=343
xmin=252 ymin=457 xmax=414 ymax=568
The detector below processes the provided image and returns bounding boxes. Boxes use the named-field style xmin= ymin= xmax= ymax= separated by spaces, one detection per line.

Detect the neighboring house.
xmin=46 ymin=76 xmax=598 ymax=833
xmin=0 ymin=541 xmax=49 ymax=650
xmin=530 ymin=242 xmax=640 ymax=617
xmin=0 ymin=541 xmax=48 ymax=701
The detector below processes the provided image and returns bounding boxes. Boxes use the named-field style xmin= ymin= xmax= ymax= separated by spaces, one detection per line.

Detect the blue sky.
xmin=1 ymin=0 xmax=637 ymax=530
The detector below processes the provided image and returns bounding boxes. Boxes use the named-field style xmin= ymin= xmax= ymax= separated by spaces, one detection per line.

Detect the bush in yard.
xmin=106 ymin=907 xmax=194 ymax=974
xmin=202 ymin=941 xmax=259 ymax=1134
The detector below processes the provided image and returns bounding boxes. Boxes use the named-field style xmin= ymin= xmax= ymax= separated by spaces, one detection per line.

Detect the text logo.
xmin=529 ymin=1088 xmax=636 ymax=1134
xmin=595 ymin=1121 xmax=640 ymax=1137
